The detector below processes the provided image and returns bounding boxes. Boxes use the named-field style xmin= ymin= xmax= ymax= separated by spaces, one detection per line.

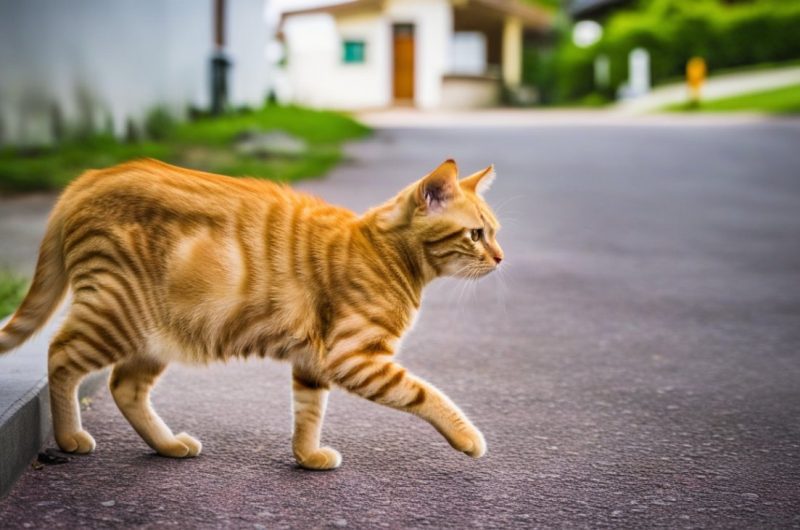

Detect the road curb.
xmin=0 ymin=302 xmax=108 ymax=498
xmin=0 ymin=368 xmax=107 ymax=498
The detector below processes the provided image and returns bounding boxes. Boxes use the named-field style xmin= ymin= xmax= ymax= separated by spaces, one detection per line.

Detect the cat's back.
xmin=61 ymin=158 xmax=292 ymax=218
xmin=53 ymin=159 xmax=345 ymax=361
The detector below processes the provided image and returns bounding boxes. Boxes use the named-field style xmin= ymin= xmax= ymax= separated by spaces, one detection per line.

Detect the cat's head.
xmin=377 ymin=159 xmax=503 ymax=280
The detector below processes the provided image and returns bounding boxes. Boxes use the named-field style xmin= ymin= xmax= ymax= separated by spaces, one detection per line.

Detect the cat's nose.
xmin=493 ymin=255 xmax=503 ymax=265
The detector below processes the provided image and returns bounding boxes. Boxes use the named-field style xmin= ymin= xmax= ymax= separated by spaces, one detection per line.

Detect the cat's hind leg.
xmin=109 ymin=356 xmax=201 ymax=458
xmin=292 ymin=368 xmax=341 ymax=470
xmin=48 ymin=326 xmax=114 ymax=454
xmin=48 ymin=295 xmax=142 ymax=454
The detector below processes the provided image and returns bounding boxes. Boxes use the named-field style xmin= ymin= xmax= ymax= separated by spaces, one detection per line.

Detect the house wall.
xmin=0 ymin=0 xmax=270 ymax=145
xmin=282 ymin=0 xmax=452 ymax=109
xmin=283 ymin=13 xmax=390 ymax=109
xmin=441 ymin=77 xmax=500 ymax=109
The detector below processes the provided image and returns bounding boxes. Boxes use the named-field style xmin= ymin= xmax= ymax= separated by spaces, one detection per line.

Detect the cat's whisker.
xmin=492 ymin=194 xmax=524 ymax=213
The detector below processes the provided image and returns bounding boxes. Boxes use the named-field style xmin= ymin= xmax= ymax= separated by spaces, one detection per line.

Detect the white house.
xmin=278 ymin=0 xmax=551 ymax=109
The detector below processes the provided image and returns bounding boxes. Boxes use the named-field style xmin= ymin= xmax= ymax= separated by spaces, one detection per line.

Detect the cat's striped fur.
xmin=0 ymin=158 xmax=503 ymax=469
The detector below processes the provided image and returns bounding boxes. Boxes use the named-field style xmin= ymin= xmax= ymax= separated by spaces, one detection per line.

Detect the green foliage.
xmin=173 ymin=105 xmax=370 ymax=146
xmin=554 ymin=43 xmax=598 ymax=102
xmin=522 ymin=0 xmax=560 ymax=10
xmin=530 ymin=0 xmax=800 ymax=103
xmin=0 ymin=137 xmax=172 ymax=192
xmin=144 ymin=107 xmax=177 ymax=141
xmin=0 ymin=105 xmax=371 ymax=192
xmin=665 ymin=83 xmax=800 ymax=114
xmin=0 ymin=270 xmax=28 ymax=320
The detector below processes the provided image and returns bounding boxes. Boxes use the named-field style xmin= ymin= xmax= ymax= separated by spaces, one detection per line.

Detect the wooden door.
xmin=392 ymin=24 xmax=415 ymax=103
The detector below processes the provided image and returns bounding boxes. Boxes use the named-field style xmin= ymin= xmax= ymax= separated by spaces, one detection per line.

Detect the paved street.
xmin=1 ymin=116 xmax=800 ymax=528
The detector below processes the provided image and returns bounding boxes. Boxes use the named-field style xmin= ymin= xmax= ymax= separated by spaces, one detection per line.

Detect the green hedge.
xmin=529 ymin=0 xmax=800 ymax=104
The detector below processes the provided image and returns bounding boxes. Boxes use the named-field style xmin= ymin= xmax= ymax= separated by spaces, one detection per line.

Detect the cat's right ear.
xmin=415 ymin=159 xmax=459 ymax=213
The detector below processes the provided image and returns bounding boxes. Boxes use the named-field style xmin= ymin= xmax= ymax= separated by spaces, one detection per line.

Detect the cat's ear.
xmin=460 ymin=165 xmax=496 ymax=197
xmin=416 ymin=159 xmax=459 ymax=212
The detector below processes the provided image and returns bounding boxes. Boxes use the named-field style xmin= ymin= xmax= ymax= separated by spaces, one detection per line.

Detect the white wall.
xmin=0 ymin=0 xmax=270 ymax=145
xmin=282 ymin=0 xmax=452 ymax=109
xmin=441 ymin=78 xmax=500 ymax=109
xmin=282 ymin=12 xmax=390 ymax=109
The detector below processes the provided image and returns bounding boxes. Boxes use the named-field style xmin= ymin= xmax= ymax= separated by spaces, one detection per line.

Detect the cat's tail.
xmin=0 ymin=208 xmax=67 ymax=354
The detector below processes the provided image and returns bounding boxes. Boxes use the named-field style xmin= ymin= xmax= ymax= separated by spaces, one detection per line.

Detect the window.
xmin=449 ymin=32 xmax=487 ymax=75
xmin=343 ymin=40 xmax=366 ymax=64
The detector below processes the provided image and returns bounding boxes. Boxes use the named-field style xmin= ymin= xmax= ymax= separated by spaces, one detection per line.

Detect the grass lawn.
xmin=0 ymin=270 xmax=28 ymax=320
xmin=0 ymin=105 xmax=371 ymax=192
xmin=666 ymin=84 xmax=800 ymax=114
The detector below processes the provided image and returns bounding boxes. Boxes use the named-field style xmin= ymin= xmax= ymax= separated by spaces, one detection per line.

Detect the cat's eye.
xmin=470 ymin=228 xmax=484 ymax=242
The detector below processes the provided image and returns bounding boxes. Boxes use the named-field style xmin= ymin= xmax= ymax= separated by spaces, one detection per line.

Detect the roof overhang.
xmin=568 ymin=0 xmax=631 ymax=19
xmin=467 ymin=0 xmax=551 ymax=30
xmin=279 ymin=0 xmax=552 ymax=33
xmin=280 ymin=0 xmax=383 ymax=25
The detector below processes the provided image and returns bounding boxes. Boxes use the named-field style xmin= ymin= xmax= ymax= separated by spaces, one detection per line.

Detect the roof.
xmin=280 ymin=0 xmax=382 ymax=21
xmin=280 ymin=0 xmax=551 ymax=30
xmin=469 ymin=0 xmax=551 ymax=29
xmin=568 ymin=0 xmax=631 ymax=18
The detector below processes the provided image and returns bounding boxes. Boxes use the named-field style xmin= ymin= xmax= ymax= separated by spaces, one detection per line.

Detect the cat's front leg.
xmin=328 ymin=353 xmax=486 ymax=458
xmin=291 ymin=368 xmax=341 ymax=470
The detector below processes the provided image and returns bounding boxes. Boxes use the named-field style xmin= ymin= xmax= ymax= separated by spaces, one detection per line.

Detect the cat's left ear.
xmin=460 ymin=165 xmax=496 ymax=197
xmin=416 ymin=159 xmax=459 ymax=213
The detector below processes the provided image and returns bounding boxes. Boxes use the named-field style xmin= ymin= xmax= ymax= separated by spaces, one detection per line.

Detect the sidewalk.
xmin=615 ymin=64 xmax=800 ymax=114
xmin=357 ymin=108 xmax=781 ymax=128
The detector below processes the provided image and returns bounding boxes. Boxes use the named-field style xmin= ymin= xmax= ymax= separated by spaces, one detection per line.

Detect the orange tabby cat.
xmin=0 ymin=158 xmax=502 ymax=469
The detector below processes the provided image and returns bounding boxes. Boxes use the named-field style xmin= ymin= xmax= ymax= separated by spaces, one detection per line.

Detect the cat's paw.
xmin=175 ymin=432 xmax=203 ymax=456
xmin=56 ymin=430 xmax=96 ymax=454
xmin=156 ymin=432 xmax=202 ymax=458
xmin=296 ymin=447 xmax=342 ymax=471
xmin=448 ymin=425 xmax=487 ymax=459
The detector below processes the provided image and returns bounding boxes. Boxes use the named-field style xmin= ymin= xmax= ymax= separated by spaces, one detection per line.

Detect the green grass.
xmin=666 ymin=84 xmax=800 ymax=114
xmin=0 ymin=271 xmax=28 ymax=320
xmin=0 ymin=138 xmax=173 ymax=192
xmin=0 ymin=105 xmax=371 ymax=193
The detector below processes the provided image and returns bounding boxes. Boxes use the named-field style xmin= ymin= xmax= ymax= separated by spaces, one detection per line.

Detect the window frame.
xmin=342 ymin=39 xmax=367 ymax=64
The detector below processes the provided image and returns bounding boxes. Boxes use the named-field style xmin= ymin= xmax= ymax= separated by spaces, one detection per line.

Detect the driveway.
xmin=1 ymin=115 xmax=799 ymax=528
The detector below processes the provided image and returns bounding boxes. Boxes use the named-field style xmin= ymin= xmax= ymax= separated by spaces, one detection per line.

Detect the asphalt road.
xmin=1 ymin=117 xmax=800 ymax=528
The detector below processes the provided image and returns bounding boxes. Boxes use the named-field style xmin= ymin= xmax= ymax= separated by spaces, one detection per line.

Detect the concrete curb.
xmin=0 ymin=371 xmax=107 ymax=498
xmin=0 ymin=302 xmax=107 ymax=498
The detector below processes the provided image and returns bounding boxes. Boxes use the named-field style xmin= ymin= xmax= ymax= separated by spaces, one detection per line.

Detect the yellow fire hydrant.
xmin=687 ymin=57 xmax=707 ymax=105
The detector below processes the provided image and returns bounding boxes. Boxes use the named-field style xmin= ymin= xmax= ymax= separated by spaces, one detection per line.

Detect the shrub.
xmin=144 ymin=106 xmax=177 ymax=141
xmin=529 ymin=0 xmax=800 ymax=103
xmin=0 ymin=270 xmax=27 ymax=319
